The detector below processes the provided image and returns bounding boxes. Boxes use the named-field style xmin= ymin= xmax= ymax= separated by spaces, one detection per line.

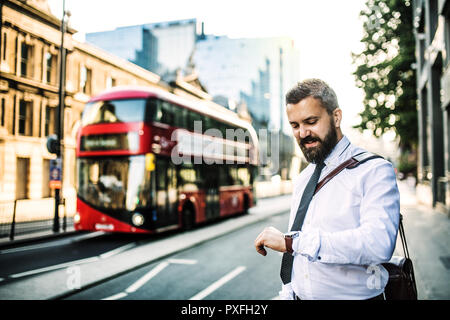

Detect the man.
xmin=254 ymin=79 xmax=400 ymax=300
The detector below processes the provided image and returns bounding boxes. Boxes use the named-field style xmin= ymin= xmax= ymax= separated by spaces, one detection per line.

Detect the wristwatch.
xmin=284 ymin=231 xmax=299 ymax=254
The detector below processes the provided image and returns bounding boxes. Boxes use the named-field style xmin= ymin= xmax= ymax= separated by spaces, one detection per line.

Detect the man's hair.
xmin=285 ymin=78 xmax=339 ymax=114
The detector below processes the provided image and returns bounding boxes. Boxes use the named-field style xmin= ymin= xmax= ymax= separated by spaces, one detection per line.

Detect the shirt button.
xmin=304 ymin=274 xmax=309 ymax=279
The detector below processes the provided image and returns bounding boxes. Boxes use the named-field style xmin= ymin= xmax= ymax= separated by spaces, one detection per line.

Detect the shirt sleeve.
xmin=278 ymin=283 xmax=294 ymax=300
xmin=292 ymin=161 xmax=400 ymax=265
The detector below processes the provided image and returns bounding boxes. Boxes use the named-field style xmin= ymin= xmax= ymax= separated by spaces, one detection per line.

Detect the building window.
xmin=16 ymin=157 xmax=30 ymax=200
xmin=429 ymin=0 xmax=438 ymax=42
xmin=39 ymin=102 xmax=42 ymax=137
xmin=1 ymin=98 xmax=4 ymax=127
xmin=45 ymin=52 xmax=55 ymax=84
xmin=42 ymin=159 xmax=52 ymax=198
xmin=80 ymin=65 xmax=92 ymax=95
xmin=18 ymin=99 xmax=33 ymax=136
xmin=20 ymin=42 xmax=33 ymax=78
xmin=444 ymin=6 xmax=450 ymax=67
xmin=106 ymin=76 xmax=116 ymax=89
xmin=2 ymin=33 xmax=6 ymax=61
xmin=45 ymin=106 xmax=55 ymax=137
xmin=12 ymin=95 xmax=16 ymax=134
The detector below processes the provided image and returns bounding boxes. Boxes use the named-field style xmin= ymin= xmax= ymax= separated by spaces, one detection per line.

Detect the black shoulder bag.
xmin=314 ymin=151 xmax=418 ymax=300
xmin=381 ymin=214 xmax=418 ymax=299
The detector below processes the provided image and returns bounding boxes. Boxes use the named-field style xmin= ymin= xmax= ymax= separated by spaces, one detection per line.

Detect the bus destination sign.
xmin=80 ymin=132 xmax=139 ymax=152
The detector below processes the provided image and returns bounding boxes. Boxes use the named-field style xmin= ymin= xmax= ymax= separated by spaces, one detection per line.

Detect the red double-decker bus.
xmin=74 ymin=86 xmax=259 ymax=234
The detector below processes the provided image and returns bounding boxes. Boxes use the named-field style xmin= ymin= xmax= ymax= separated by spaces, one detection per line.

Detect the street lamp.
xmin=53 ymin=0 xmax=70 ymax=233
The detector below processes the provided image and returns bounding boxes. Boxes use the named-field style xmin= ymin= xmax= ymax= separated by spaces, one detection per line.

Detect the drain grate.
xmin=439 ymin=256 xmax=450 ymax=269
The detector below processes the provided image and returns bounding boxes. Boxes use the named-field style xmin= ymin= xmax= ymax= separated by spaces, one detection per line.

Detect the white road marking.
xmin=100 ymin=258 xmax=197 ymax=300
xmin=189 ymin=266 xmax=247 ymax=300
xmin=10 ymin=256 xmax=100 ymax=279
xmin=99 ymin=243 xmax=136 ymax=259
xmin=167 ymin=258 xmax=197 ymax=265
xmin=125 ymin=261 xmax=170 ymax=293
xmin=102 ymin=292 xmax=128 ymax=301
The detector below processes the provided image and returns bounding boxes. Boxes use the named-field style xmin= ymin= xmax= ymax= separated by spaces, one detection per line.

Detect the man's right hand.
xmin=254 ymin=226 xmax=287 ymax=256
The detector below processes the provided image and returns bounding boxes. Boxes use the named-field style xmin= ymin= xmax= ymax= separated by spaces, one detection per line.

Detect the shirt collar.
xmin=323 ymin=135 xmax=351 ymax=168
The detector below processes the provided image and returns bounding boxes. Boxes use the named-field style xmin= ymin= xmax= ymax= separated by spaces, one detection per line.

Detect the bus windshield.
xmin=77 ymin=156 xmax=153 ymax=211
xmin=81 ymin=99 xmax=147 ymax=126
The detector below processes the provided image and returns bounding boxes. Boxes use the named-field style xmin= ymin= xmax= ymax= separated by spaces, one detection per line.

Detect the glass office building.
xmin=86 ymin=19 xmax=197 ymax=78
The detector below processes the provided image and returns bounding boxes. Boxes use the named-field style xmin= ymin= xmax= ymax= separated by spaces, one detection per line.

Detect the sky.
xmin=46 ymin=0 xmax=370 ymax=135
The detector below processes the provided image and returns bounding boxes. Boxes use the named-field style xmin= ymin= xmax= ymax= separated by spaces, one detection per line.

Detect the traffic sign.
xmin=50 ymin=158 xmax=61 ymax=189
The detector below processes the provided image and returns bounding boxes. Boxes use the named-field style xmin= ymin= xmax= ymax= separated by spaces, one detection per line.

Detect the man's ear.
xmin=333 ymin=108 xmax=342 ymax=128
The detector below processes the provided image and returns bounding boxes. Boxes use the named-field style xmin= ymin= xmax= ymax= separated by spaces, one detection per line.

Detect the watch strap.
xmin=285 ymin=236 xmax=293 ymax=254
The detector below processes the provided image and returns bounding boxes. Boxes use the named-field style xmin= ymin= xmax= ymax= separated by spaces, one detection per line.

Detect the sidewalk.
xmin=0 ymin=224 xmax=77 ymax=249
xmin=397 ymin=178 xmax=450 ymax=299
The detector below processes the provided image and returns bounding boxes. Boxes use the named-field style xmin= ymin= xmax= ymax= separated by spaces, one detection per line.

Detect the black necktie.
xmin=280 ymin=162 xmax=325 ymax=285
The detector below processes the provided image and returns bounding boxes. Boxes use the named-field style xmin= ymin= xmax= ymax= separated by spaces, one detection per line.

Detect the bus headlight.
xmin=132 ymin=213 xmax=144 ymax=227
xmin=74 ymin=212 xmax=81 ymax=224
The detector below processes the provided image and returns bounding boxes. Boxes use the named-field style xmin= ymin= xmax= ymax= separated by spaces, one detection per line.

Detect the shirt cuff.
xmin=278 ymin=283 xmax=294 ymax=300
xmin=292 ymin=229 xmax=321 ymax=262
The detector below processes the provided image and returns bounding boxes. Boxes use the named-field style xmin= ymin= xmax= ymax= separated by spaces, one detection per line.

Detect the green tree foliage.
xmin=352 ymin=0 xmax=417 ymax=152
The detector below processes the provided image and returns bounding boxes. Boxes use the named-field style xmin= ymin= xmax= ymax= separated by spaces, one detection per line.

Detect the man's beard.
xmin=299 ymin=120 xmax=338 ymax=164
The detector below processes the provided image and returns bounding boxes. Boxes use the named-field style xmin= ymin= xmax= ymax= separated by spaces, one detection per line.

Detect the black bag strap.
xmin=399 ymin=214 xmax=410 ymax=259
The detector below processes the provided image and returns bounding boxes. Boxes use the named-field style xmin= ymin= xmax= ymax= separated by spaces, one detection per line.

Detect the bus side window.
xmin=160 ymin=101 xmax=175 ymax=126
xmin=195 ymin=164 xmax=204 ymax=189
xmin=188 ymin=111 xmax=202 ymax=132
xmin=204 ymin=116 xmax=213 ymax=133
xmin=146 ymin=98 xmax=158 ymax=122
xmin=224 ymin=166 xmax=234 ymax=186
xmin=230 ymin=166 xmax=239 ymax=186
xmin=175 ymin=106 xmax=188 ymax=129
xmin=237 ymin=165 xmax=250 ymax=186
xmin=219 ymin=166 xmax=228 ymax=187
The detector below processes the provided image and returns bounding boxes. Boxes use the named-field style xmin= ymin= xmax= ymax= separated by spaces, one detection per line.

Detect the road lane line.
xmin=102 ymin=292 xmax=128 ymax=300
xmin=10 ymin=256 xmax=100 ymax=279
xmin=101 ymin=258 xmax=197 ymax=299
xmin=99 ymin=243 xmax=136 ymax=259
xmin=167 ymin=258 xmax=197 ymax=265
xmin=189 ymin=266 xmax=246 ymax=300
xmin=125 ymin=261 xmax=170 ymax=293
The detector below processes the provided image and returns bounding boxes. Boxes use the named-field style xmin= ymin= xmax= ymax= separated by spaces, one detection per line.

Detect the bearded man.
xmin=254 ymin=79 xmax=400 ymax=300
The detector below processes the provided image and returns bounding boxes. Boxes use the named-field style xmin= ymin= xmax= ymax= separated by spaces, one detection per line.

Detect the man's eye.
xmin=306 ymin=120 xmax=317 ymax=125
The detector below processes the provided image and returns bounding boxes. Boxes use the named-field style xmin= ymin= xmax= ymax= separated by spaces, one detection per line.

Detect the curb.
xmin=0 ymin=229 xmax=79 ymax=250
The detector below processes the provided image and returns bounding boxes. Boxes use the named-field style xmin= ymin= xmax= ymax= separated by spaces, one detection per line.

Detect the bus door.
xmin=155 ymin=158 xmax=178 ymax=227
xmin=204 ymin=165 xmax=220 ymax=219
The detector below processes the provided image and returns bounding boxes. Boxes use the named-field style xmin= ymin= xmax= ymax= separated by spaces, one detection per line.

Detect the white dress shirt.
xmin=279 ymin=135 xmax=400 ymax=300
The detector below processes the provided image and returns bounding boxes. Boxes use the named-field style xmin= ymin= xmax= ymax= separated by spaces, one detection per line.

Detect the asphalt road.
xmin=64 ymin=211 xmax=290 ymax=300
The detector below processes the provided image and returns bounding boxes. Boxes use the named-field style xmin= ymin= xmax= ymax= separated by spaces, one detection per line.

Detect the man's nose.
xmin=298 ymin=125 xmax=309 ymax=139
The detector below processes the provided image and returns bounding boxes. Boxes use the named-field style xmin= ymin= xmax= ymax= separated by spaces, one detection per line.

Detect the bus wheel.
xmin=182 ymin=206 xmax=195 ymax=231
